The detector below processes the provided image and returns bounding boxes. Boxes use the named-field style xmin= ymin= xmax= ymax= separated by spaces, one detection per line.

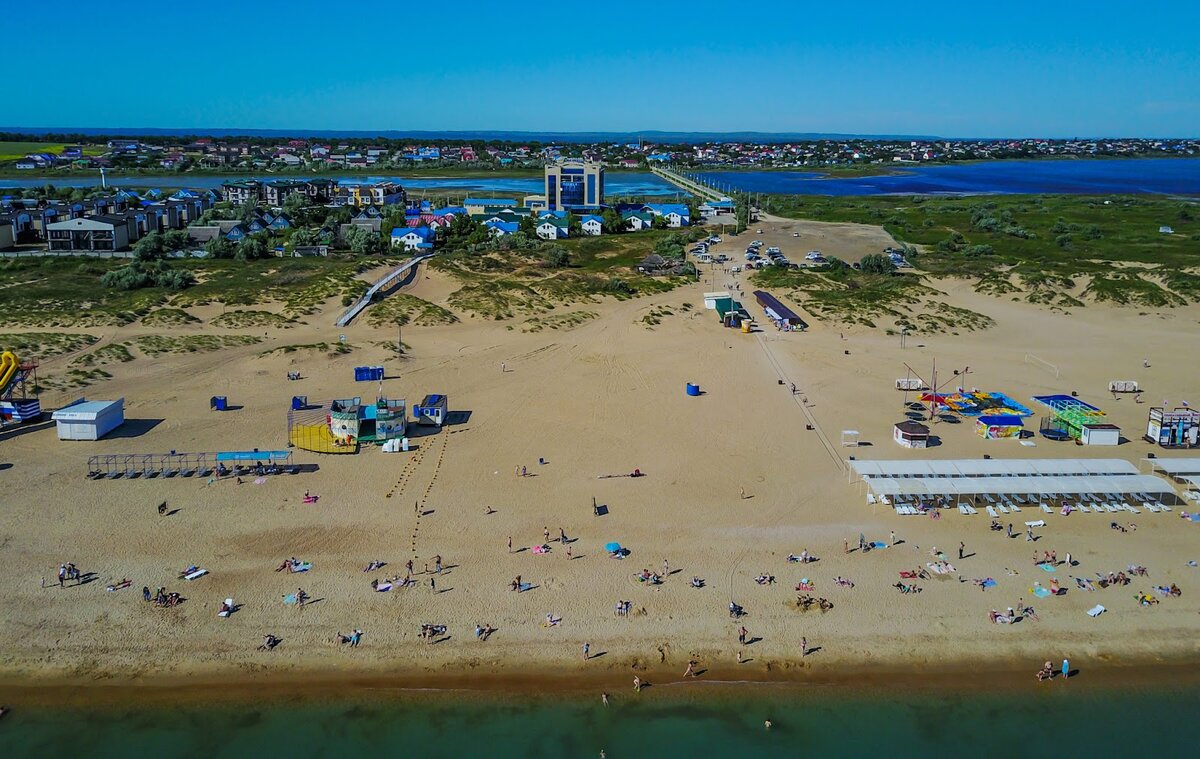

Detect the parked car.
xmin=805 ymin=251 xmax=823 ymax=261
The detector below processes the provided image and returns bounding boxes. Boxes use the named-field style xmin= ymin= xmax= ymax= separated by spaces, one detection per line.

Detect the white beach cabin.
xmin=52 ymin=398 xmax=125 ymax=440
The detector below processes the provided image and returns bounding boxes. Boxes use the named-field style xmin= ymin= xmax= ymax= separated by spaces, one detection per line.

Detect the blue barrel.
xmin=291 ymin=396 xmax=307 ymax=410
xmin=686 ymin=383 xmax=701 ymax=396
xmin=211 ymin=395 xmax=228 ymax=411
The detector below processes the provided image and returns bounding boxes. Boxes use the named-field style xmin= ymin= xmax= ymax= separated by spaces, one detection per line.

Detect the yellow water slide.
xmin=0 ymin=351 xmax=19 ymax=394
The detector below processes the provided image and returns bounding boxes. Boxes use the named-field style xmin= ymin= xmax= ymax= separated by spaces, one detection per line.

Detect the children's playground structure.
xmin=1033 ymin=394 xmax=1121 ymax=445
xmin=86 ymin=450 xmax=294 ymax=480
xmin=0 ymin=350 xmax=40 ymax=425
xmin=288 ymin=396 xmax=408 ymax=454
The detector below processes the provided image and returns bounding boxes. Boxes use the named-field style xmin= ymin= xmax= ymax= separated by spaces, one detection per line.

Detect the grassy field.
xmin=0 ymin=256 xmax=386 ymax=328
xmin=770 ymin=194 xmax=1200 ymax=307
xmin=0 ymin=141 xmax=106 ymax=161
xmin=751 ymin=263 xmax=994 ymax=333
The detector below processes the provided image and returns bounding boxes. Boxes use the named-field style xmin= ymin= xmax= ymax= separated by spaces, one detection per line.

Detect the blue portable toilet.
xmin=291 ymin=396 xmax=307 ymax=410
xmin=210 ymin=395 xmax=228 ymax=411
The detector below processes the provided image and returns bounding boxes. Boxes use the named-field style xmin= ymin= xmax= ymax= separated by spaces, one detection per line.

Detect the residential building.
xmin=222 ymin=181 xmax=261 ymax=205
xmin=46 ymin=215 xmax=133 ymax=252
xmin=536 ymin=218 xmax=569 ymax=240
xmin=644 ymin=203 xmax=691 ymax=227
xmin=0 ymin=220 xmax=13 ymax=250
xmin=485 ymin=220 xmax=519 ymax=237
xmin=580 ymin=214 xmax=603 ymax=236
xmin=622 ymin=210 xmax=655 ymax=231
xmin=390 ymin=226 xmax=435 ymax=251
xmin=464 ymin=198 xmax=519 ymax=215
xmin=544 ymin=159 xmax=604 ymax=211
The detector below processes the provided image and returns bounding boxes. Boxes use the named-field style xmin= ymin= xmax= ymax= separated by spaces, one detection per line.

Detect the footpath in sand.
xmin=0 ymin=242 xmax=1198 ymax=691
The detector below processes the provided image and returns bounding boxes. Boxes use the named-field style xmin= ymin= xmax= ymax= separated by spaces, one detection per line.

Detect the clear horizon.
xmin=5 ymin=0 xmax=1198 ymax=138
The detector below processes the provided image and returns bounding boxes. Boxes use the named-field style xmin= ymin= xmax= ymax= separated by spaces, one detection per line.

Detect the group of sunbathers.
xmin=637 ymin=569 xmax=664 ymax=585
xmin=473 ymin=623 xmax=496 ymax=640
xmin=755 ymin=573 xmax=776 ymax=586
xmin=144 ymin=586 xmax=182 ymax=607
xmin=1096 ymin=571 xmax=1131 ymax=588
xmin=690 ymin=576 xmax=705 ymax=588
xmin=988 ymin=609 xmax=1015 ymax=624
xmin=614 ymin=600 xmax=634 ymax=617
xmin=786 ymin=550 xmax=815 ymax=564
xmin=899 ymin=568 xmax=931 ymax=580
xmin=893 ymin=582 xmax=921 ymax=594
xmin=1109 ymin=521 xmax=1137 ymax=532
xmin=833 ymin=576 xmax=855 ymax=589
xmin=336 ymin=630 xmax=363 ymax=647
xmin=795 ymin=595 xmax=833 ymax=611
xmin=275 ymin=557 xmax=308 ymax=573
xmin=418 ymin=624 xmax=446 ymax=642
xmin=1154 ymin=584 xmax=1182 ymax=598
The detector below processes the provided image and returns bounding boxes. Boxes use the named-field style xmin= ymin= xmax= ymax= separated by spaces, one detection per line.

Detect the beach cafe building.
xmin=849 ymin=458 xmax=1175 ymax=507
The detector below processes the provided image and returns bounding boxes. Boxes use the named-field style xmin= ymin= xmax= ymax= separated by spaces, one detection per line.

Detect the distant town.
xmin=2 ymin=132 xmax=1197 ymax=175
xmin=0 ymin=160 xmax=716 ymax=258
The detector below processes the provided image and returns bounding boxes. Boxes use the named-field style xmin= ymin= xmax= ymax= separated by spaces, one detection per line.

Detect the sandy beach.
xmin=2 ymin=218 xmax=1199 ymax=695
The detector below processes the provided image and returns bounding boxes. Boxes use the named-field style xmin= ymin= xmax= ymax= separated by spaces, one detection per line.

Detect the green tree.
xmin=204 ymin=237 xmax=235 ymax=259
xmin=237 ymin=236 xmax=269 ymax=261
xmin=601 ymin=209 xmax=626 ymax=234
xmin=858 ymin=253 xmax=896 ymax=275
xmin=133 ymin=232 xmax=166 ymax=261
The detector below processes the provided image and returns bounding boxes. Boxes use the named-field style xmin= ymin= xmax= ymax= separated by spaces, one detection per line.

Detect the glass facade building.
xmin=544 ymin=160 xmax=604 ymax=210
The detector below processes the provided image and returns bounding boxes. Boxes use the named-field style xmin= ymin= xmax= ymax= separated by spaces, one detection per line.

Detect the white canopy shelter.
xmin=1180 ymin=475 xmax=1200 ymax=491
xmin=862 ymin=473 xmax=1172 ymax=498
xmin=850 ymin=458 xmax=1139 ymax=480
xmin=1145 ymin=458 xmax=1200 ymax=476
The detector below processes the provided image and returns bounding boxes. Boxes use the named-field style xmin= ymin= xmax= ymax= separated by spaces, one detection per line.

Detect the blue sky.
xmin=5 ymin=1 xmax=1198 ymax=137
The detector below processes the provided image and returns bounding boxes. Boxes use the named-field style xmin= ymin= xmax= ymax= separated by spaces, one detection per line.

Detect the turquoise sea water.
xmin=4 ymin=681 xmax=1197 ymax=758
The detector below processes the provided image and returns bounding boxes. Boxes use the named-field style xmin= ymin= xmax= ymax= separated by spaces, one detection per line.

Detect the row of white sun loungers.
xmin=881 ymin=494 xmax=1172 ymax=518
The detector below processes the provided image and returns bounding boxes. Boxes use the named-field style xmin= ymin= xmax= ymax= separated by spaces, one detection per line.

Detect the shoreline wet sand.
xmin=5 ymin=653 xmax=1200 ymax=709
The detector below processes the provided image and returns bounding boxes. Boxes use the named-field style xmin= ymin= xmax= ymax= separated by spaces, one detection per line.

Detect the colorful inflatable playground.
xmin=288 ymin=396 xmax=408 ymax=454
xmin=0 ymin=350 xmax=40 ymax=425
xmin=920 ymin=390 xmax=1033 ymax=418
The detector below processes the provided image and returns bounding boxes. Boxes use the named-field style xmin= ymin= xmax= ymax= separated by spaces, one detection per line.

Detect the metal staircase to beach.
xmin=335 ymin=253 xmax=434 ymax=327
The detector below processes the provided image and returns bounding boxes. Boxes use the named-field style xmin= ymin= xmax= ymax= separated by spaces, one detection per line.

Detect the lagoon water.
xmin=4 ymin=682 xmax=1197 ymax=758
xmin=696 ymin=158 xmax=1200 ymax=196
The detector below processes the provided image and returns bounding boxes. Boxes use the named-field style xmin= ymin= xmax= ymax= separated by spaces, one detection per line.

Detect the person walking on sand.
xmin=544 ymin=527 xmax=551 ymax=543
xmin=1007 ymin=523 xmax=1014 ymax=538
xmin=633 ymin=676 xmax=641 ymax=692
xmin=738 ymin=626 xmax=748 ymax=645
xmin=430 ymin=577 xmax=436 ymax=592
xmin=736 ymin=651 xmax=743 ymax=664
xmin=560 ymin=527 xmax=567 ymax=544
xmin=890 ymin=530 xmax=896 ymax=546
xmin=801 ymin=637 xmax=808 ymax=657
xmin=1026 ymin=525 xmax=1034 ymax=542
xmin=507 ymin=537 xmax=512 ymax=553
xmin=566 ymin=544 xmax=573 ymax=560
xmin=958 ymin=541 xmax=965 ymax=560
xmin=1061 ymin=658 xmax=1070 ymax=680
xmin=58 ymin=564 xmax=66 ymax=587
xmin=843 ymin=538 xmax=849 ymax=554
xmin=602 ymin=692 xmax=609 ymax=706
xmin=740 ymin=487 xmax=747 ymax=500
xmin=663 ymin=558 xmax=670 ymax=576
xmin=583 ymin=642 xmax=590 ymax=661
xmin=684 ymin=659 xmax=697 ymax=676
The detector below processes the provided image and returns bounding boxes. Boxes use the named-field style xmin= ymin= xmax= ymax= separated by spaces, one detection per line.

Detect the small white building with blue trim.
xmin=413 ymin=394 xmax=448 ymax=427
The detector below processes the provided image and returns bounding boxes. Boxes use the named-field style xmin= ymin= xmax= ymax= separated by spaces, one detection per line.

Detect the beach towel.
xmin=218 ymin=598 xmax=234 ymax=617
xmin=1087 ymin=604 xmax=1106 ymax=617
xmin=1024 ymin=520 xmax=1045 ymax=528
xmin=184 ymin=568 xmax=208 ymax=580
xmin=532 ymin=545 xmax=548 ymax=555
xmin=292 ymin=561 xmax=312 ymax=572
xmin=872 ymin=541 xmax=888 ymax=549
xmin=1039 ymin=563 xmax=1057 ymax=573
xmin=375 ymin=581 xmax=392 ymax=592
xmin=282 ymin=594 xmax=298 ymax=605
xmin=1032 ymin=586 xmax=1052 ymax=598
xmin=982 ymin=578 xmax=997 ymax=588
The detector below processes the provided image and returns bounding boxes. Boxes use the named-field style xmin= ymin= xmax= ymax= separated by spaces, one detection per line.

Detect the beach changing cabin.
xmin=893 ymin=420 xmax=930 ymax=448
xmin=413 ymin=394 xmax=448 ymax=427
xmin=52 ymin=398 xmax=125 ymax=440
xmin=1079 ymin=423 xmax=1120 ymax=446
